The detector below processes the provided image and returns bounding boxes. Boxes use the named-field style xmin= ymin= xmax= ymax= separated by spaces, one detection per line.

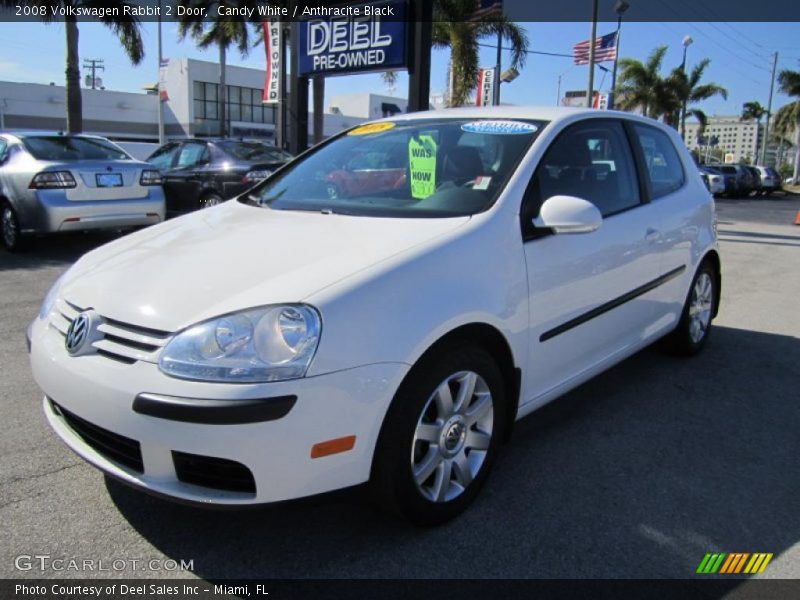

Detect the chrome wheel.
xmin=689 ymin=272 xmax=713 ymax=344
xmin=411 ymin=370 xmax=494 ymax=503
xmin=2 ymin=206 xmax=18 ymax=249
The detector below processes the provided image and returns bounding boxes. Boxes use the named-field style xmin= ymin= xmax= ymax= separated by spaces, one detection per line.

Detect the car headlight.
xmin=39 ymin=273 xmax=65 ymax=320
xmin=158 ymin=305 xmax=321 ymax=383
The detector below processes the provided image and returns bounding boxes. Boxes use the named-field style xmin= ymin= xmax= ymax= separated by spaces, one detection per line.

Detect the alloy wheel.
xmin=2 ymin=207 xmax=18 ymax=249
xmin=689 ymin=272 xmax=713 ymax=344
xmin=411 ymin=370 xmax=494 ymax=503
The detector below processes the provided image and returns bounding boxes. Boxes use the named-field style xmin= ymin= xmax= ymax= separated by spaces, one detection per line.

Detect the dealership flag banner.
xmin=476 ymin=67 xmax=496 ymax=107
xmin=158 ymin=58 xmax=169 ymax=102
xmin=573 ymin=31 xmax=618 ymax=65
xmin=262 ymin=20 xmax=282 ymax=104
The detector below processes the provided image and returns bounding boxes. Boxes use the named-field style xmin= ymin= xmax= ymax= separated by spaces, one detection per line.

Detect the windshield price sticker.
xmin=461 ymin=120 xmax=538 ymax=135
xmin=408 ymin=135 xmax=438 ymax=200
xmin=348 ymin=122 xmax=396 ymax=136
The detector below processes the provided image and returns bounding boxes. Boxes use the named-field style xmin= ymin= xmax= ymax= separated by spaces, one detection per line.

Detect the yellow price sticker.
xmin=348 ymin=122 xmax=396 ymax=136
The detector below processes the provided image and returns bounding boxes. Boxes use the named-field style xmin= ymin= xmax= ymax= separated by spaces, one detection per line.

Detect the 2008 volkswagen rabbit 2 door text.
xmin=28 ymin=107 xmax=721 ymax=525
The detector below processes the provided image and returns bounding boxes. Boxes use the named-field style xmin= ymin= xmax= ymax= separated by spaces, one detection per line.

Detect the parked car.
xmin=29 ymin=108 xmax=720 ymax=525
xmin=744 ymin=166 xmax=763 ymax=196
xmin=699 ymin=166 xmax=724 ymax=196
xmin=715 ymin=165 xmax=752 ymax=196
xmin=755 ymin=166 xmax=781 ymax=195
xmin=147 ymin=139 xmax=293 ymax=217
xmin=0 ymin=132 xmax=165 ymax=252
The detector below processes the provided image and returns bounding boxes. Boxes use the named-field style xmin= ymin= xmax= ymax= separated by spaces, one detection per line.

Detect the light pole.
xmin=679 ymin=35 xmax=693 ymax=139
xmin=586 ymin=0 xmax=599 ymax=108
xmin=608 ymin=0 xmax=630 ymax=111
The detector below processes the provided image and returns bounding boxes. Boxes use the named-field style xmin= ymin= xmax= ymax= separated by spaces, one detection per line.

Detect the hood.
xmin=61 ymin=200 xmax=469 ymax=332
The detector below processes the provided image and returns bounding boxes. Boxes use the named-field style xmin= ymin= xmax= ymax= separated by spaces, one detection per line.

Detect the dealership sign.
xmin=298 ymin=0 xmax=407 ymax=77
xmin=262 ymin=20 xmax=282 ymax=104
xmin=476 ymin=67 xmax=495 ymax=107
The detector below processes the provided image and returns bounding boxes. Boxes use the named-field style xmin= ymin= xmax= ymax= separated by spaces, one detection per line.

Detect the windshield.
xmin=218 ymin=141 xmax=292 ymax=163
xmin=22 ymin=136 xmax=131 ymax=161
xmin=243 ymin=118 xmax=544 ymax=218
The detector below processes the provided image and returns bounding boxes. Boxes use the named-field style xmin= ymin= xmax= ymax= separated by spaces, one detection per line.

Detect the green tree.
xmin=775 ymin=70 xmax=800 ymax=181
xmin=740 ymin=101 xmax=767 ymax=165
xmin=177 ymin=0 xmax=256 ymax=137
xmin=432 ymin=1 xmax=529 ymax=107
xmin=615 ymin=46 xmax=675 ymax=119
xmin=0 ymin=0 xmax=144 ymax=133
xmin=669 ymin=58 xmax=728 ymax=139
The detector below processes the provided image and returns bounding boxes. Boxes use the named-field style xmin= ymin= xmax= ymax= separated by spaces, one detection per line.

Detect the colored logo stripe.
xmin=697 ymin=553 xmax=773 ymax=574
xmin=697 ymin=553 xmax=726 ymax=573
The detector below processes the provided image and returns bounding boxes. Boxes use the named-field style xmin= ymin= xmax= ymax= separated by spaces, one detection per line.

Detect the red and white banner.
xmin=262 ymin=20 xmax=281 ymax=104
xmin=476 ymin=67 xmax=495 ymax=107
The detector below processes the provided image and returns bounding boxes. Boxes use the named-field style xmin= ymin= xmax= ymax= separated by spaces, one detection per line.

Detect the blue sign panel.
xmin=298 ymin=0 xmax=407 ymax=77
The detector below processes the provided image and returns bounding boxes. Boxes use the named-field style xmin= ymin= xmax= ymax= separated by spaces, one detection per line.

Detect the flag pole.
xmin=157 ymin=0 xmax=165 ymax=145
xmin=586 ymin=0 xmax=599 ymax=108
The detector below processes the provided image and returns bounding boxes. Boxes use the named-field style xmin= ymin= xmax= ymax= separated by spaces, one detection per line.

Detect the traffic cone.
xmin=795 ymin=211 xmax=800 ymax=226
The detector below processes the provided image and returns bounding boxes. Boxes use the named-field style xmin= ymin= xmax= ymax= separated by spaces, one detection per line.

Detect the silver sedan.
xmin=0 ymin=132 xmax=165 ymax=251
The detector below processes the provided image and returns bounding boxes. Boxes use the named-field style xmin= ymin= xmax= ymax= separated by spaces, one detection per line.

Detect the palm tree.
xmin=740 ymin=101 xmax=767 ymax=165
xmin=669 ymin=58 xmax=728 ymax=139
xmin=432 ymin=1 xmax=529 ymax=107
xmin=0 ymin=0 xmax=144 ymax=133
xmin=776 ymin=70 xmax=800 ymax=181
xmin=615 ymin=46 xmax=674 ymax=118
xmin=177 ymin=0 xmax=255 ymax=138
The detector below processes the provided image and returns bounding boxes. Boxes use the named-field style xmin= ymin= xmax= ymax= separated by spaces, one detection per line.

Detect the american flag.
xmin=573 ymin=32 xmax=618 ymax=65
xmin=469 ymin=0 xmax=502 ymax=21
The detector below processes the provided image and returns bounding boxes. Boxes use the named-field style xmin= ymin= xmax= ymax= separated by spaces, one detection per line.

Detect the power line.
xmin=477 ymin=42 xmax=573 ymax=59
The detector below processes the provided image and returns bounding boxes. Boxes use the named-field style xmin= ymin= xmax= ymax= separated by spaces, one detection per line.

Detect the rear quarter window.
xmin=632 ymin=124 xmax=686 ymax=199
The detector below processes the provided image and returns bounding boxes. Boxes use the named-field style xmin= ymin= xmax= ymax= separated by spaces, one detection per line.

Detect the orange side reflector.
xmin=310 ymin=435 xmax=356 ymax=459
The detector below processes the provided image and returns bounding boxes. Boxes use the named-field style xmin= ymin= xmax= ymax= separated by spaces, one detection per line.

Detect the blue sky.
xmin=1 ymin=20 xmax=798 ymax=117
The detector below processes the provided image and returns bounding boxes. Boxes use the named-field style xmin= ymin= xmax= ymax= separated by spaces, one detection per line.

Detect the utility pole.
xmin=493 ymin=30 xmax=502 ymax=106
xmin=83 ymin=58 xmax=104 ymax=89
xmin=608 ymin=0 xmax=630 ymax=110
xmin=157 ymin=0 xmax=165 ymax=145
xmin=586 ymin=0 xmax=599 ymax=108
xmin=761 ymin=51 xmax=778 ymax=166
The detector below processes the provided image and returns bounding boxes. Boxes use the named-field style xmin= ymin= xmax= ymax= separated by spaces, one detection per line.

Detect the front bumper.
xmin=29 ymin=316 xmax=408 ymax=505
xmin=20 ymin=188 xmax=165 ymax=234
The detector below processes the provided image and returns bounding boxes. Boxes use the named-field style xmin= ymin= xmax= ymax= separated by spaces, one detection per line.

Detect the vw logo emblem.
xmin=65 ymin=312 xmax=91 ymax=355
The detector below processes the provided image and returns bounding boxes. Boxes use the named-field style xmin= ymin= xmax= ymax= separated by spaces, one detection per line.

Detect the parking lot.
xmin=1 ymin=194 xmax=798 ymax=580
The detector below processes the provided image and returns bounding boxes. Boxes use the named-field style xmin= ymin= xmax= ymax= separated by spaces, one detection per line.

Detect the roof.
xmin=387 ymin=105 xmax=596 ymax=123
xmin=0 ymin=131 xmax=110 ymax=140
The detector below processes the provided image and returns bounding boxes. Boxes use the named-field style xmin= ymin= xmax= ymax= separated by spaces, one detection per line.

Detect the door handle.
xmin=645 ymin=227 xmax=661 ymax=241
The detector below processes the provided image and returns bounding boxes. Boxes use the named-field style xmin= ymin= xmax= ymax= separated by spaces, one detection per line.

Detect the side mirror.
xmin=533 ymin=195 xmax=602 ymax=234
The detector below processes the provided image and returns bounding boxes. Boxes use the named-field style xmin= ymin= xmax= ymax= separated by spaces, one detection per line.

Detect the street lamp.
xmin=680 ymin=35 xmax=694 ymax=140
xmin=608 ymin=0 xmax=630 ymax=110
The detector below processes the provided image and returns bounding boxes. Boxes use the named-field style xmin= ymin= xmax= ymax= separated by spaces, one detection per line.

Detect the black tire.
xmin=371 ymin=343 xmax=506 ymax=526
xmin=1 ymin=202 xmax=26 ymax=252
xmin=200 ymin=192 xmax=224 ymax=209
xmin=664 ymin=261 xmax=718 ymax=356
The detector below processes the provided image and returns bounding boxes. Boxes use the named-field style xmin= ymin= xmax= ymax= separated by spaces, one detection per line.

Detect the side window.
xmin=0 ymin=139 xmax=7 ymax=162
xmin=148 ymin=143 xmax=178 ymax=170
xmin=632 ymin=124 xmax=685 ymax=198
xmin=175 ymin=143 xmax=209 ymax=168
xmin=531 ymin=120 xmax=640 ymax=218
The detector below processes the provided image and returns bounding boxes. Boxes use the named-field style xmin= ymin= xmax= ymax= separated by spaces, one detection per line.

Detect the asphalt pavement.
xmin=1 ymin=193 xmax=798 ymax=581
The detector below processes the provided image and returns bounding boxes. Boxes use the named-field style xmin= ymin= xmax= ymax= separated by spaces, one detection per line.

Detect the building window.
xmin=192 ymin=81 xmax=277 ymax=127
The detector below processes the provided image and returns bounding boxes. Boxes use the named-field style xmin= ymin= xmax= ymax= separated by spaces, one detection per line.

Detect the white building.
xmin=683 ymin=116 xmax=763 ymax=163
xmin=0 ymin=58 xmax=389 ymax=144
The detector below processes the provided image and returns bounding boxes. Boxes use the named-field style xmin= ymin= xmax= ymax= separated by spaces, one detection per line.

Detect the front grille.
xmin=49 ymin=299 xmax=172 ymax=365
xmin=172 ymin=451 xmax=256 ymax=494
xmin=51 ymin=400 xmax=144 ymax=473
